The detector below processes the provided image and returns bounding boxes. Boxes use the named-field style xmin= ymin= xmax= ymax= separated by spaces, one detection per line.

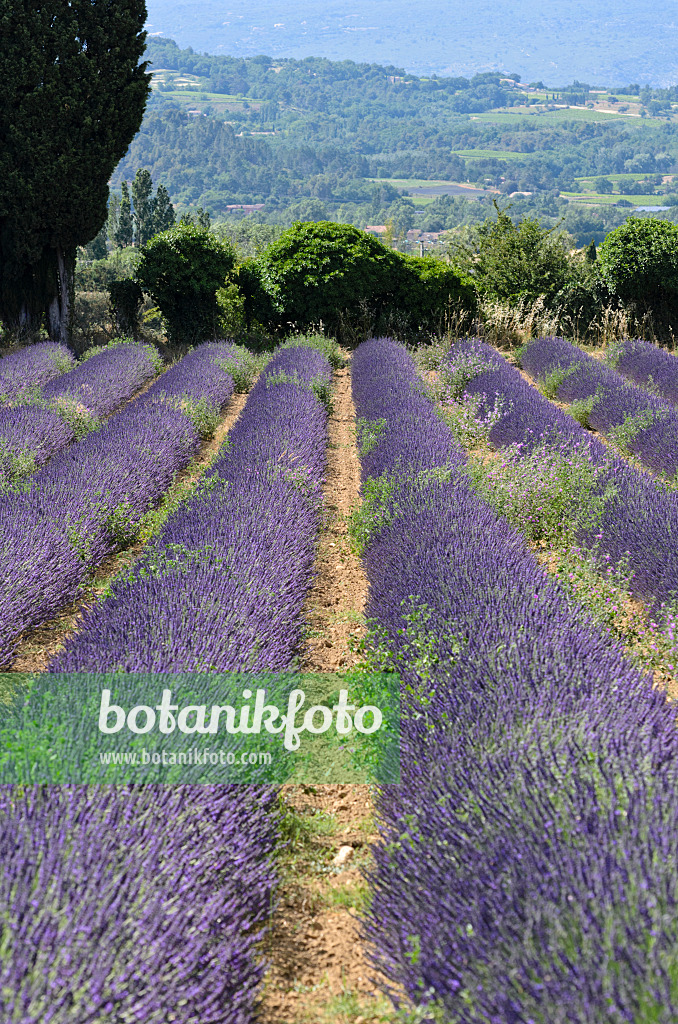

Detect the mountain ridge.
xmin=145 ymin=0 xmax=678 ymax=87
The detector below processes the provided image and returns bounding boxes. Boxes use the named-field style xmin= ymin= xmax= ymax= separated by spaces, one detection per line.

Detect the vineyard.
xmin=2 ymin=328 xmax=678 ymax=1023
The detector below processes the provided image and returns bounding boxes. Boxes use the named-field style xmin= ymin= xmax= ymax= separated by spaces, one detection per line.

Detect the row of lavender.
xmin=353 ymin=338 xmax=678 ymax=1022
xmin=610 ymin=337 xmax=678 ymax=406
xmin=0 ymin=342 xmax=240 ymax=668
xmin=0 ymin=345 xmax=331 ymax=1023
xmin=0 ymin=339 xmax=164 ymax=485
xmin=447 ymin=338 xmax=678 ymax=624
xmin=0 ymin=341 xmax=74 ymax=402
xmin=52 ymin=344 xmax=330 ymax=672
xmin=519 ymin=334 xmax=678 ymax=478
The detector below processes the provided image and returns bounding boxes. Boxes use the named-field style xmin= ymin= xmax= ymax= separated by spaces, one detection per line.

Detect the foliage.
xmin=136 ymin=224 xmax=236 ymax=344
xmin=280 ymin=332 xmax=347 ymax=369
xmin=0 ymin=0 xmax=150 ymax=343
xmin=110 ymin=171 xmax=177 ymax=249
xmin=385 ymin=253 xmax=477 ymax=339
xmin=215 ymin=281 xmax=246 ymax=336
xmin=233 ymin=258 xmax=280 ymax=334
xmin=451 ymin=203 xmax=575 ymax=306
xmin=259 ymin=221 xmax=400 ymax=342
xmin=131 ymin=169 xmax=154 ymax=247
xmin=113 ymin=181 xmax=134 ymax=249
xmin=108 ymin=279 xmax=144 ymax=337
xmin=470 ymin=438 xmax=617 ymax=544
xmin=597 ymin=217 xmax=678 ymax=311
xmin=75 ymin=247 xmax=141 ymax=292
xmin=258 ymin=221 xmax=475 ymax=343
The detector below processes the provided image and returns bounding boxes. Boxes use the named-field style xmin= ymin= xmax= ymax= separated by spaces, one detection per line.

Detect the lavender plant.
xmin=51 ymin=344 xmax=329 ymax=674
xmin=608 ymin=337 xmax=678 ymax=407
xmin=0 ymin=343 xmax=244 ymax=667
xmin=0 ymin=345 xmax=331 ymax=1021
xmin=520 ymin=335 xmax=678 ymax=479
xmin=351 ymin=337 xmax=678 ymax=1022
xmin=0 ymin=341 xmax=74 ymax=403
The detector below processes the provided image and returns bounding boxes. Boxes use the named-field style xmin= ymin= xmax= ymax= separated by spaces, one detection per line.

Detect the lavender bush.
xmin=520 ymin=335 xmax=678 ymax=478
xmin=51 ymin=344 xmax=330 ymax=673
xmin=0 ymin=406 xmax=74 ymax=486
xmin=0 ymin=342 xmax=332 ymax=1022
xmin=608 ymin=337 xmax=678 ymax=407
xmin=352 ymin=338 xmax=678 ymax=1022
xmin=444 ymin=338 xmax=678 ymax=622
xmin=0 ymin=783 xmax=278 ymax=1024
xmin=0 ymin=343 xmax=249 ymax=667
xmin=41 ymin=337 xmax=163 ymax=423
xmin=0 ymin=342 xmax=74 ymax=403
xmin=140 ymin=341 xmax=238 ymax=436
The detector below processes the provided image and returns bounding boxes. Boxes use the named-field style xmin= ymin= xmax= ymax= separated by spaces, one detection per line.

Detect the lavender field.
xmin=1 ymin=331 xmax=678 ymax=1023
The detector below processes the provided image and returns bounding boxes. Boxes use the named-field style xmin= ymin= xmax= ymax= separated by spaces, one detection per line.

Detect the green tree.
xmin=151 ymin=185 xmax=176 ymax=235
xmin=131 ymin=168 xmax=154 ymax=247
xmin=386 ymin=198 xmax=416 ymax=240
xmin=113 ymin=182 xmax=134 ymax=249
xmin=80 ymin=225 xmax=108 ymax=262
xmin=136 ymin=223 xmax=236 ymax=344
xmin=451 ymin=203 xmax=573 ymax=305
xmin=597 ymin=217 xmax=678 ymax=311
xmin=383 ymin=253 xmax=476 ymax=338
xmin=258 ymin=221 xmax=401 ymax=340
xmin=594 ymin=177 xmax=614 ymax=194
xmin=107 ymin=192 xmax=121 ymax=245
xmin=0 ymin=0 xmax=150 ymax=344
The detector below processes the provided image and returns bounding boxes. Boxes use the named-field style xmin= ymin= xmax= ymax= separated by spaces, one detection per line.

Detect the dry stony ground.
xmin=260 ymin=364 xmax=396 ymax=1024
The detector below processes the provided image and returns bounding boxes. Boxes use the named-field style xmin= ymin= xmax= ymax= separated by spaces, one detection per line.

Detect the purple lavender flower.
xmin=0 ymin=342 xmax=74 ymax=403
xmin=352 ymin=337 xmax=678 ymax=1022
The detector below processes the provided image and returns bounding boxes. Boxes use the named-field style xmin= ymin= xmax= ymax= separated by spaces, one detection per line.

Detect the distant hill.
xmin=145 ymin=0 xmax=678 ymax=87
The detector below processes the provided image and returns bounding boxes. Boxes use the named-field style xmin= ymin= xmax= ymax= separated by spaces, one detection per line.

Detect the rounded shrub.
xmin=136 ymin=224 xmax=235 ymax=344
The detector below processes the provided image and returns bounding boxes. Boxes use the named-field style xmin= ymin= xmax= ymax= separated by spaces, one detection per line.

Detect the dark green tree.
xmin=594 ymin=177 xmax=614 ymax=194
xmin=136 ymin=224 xmax=235 ymax=344
xmin=107 ymin=192 xmax=121 ymax=247
xmin=151 ymin=185 xmax=176 ymax=235
xmin=131 ymin=168 xmax=154 ymax=247
xmin=82 ymin=225 xmax=108 ymax=261
xmin=113 ymin=182 xmax=134 ymax=249
xmin=597 ymin=217 xmax=678 ymax=313
xmin=383 ymin=254 xmax=476 ymax=338
xmin=258 ymin=221 xmax=401 ymax=340
xmin=0 ymin=1 xmax=150 ymax=344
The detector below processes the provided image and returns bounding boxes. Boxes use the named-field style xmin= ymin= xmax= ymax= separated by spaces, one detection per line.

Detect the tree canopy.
xmin=0 ymin=0 xmax=150 ymax=343
xmin=597 ymin=217 xmax=678 ymax=310
xmin=136 ymin=223 xmax=236 ymax=344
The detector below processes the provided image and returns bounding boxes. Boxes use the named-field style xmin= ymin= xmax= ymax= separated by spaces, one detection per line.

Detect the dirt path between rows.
xmin=8 ymin=391 xmax=250 ymax=674
xmin=261 ymin=364 xmax=392 ymax=1024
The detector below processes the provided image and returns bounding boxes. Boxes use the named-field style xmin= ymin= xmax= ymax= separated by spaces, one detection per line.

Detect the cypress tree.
xmin=0 ymin=1 xmax=150 ymax=345
xmin=151 ymin=185 xmax=176 ymax=236
xmin=131 ymin=168 xmax=154 ymax=246
xmin=113 ymin=183 xmax=134 ymax=249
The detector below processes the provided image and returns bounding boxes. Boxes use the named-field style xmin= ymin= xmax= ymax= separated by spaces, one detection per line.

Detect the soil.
xmin=261 ymin=364 xmax=394 ymax=1024
xmin=8 ymin=391 xmax=250 ymax=674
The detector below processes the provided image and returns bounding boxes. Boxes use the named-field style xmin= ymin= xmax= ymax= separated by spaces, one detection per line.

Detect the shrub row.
xmin=0 ymin=341 xmax=74 ymax=403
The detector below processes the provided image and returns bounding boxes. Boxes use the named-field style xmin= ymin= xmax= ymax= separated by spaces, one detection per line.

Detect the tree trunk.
xmin=46 ymin=247 xmax=74 ymax=348
xmin=4 ymin=301 xmax=42 ymax=344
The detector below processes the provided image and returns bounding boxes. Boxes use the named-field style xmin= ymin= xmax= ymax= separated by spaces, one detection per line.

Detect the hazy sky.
xmin=146 ymin=0 xmax=678 ymax=85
